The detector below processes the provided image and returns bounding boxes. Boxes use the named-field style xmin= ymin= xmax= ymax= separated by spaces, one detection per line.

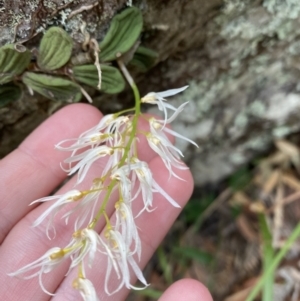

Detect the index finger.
xmin=0 ymin=104 xmax=103 ymax=244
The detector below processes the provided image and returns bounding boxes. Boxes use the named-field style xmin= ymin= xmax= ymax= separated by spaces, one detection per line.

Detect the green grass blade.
xmin=157 ymin=246 xmax=173 ymax=284
xmin=258 ymin=214 xmax=274 ymax=301
xmin=134 ymin=287 xmax=163 ymax=299
xmin=246 ymin=221 xmax=300 ymax=301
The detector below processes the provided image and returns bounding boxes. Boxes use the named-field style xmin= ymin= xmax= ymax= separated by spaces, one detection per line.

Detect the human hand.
xmin=0 ymin=104 xmax=212 ymax=301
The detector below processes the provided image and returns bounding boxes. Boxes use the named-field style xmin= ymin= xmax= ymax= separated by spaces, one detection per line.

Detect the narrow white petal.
xmin=8 ymin=247 xmax=63 ymax=278
xmin=163 ymin=126 xmax=199 ymax=147
xmin=153 ymin=180 xmax=180 ymax=208
xmin=39 ymin=270 xmax=55 ymax=296
xmin=127 ymin=255 xmax=148 ymax=287
xmin=31 ymin=190 xmax=81 ymax=230
xmin=164 ymin=101 xmax=189 ymax=124
xmin=156 ymin=85 xmax=189 ymax=98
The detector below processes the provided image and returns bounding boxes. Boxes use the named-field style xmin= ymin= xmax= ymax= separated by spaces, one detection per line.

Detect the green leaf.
xmin=129 ymin=46 xmax=158 ymax=72
xmin=37 ymin=27 xmax=73 ymax=71
xmin=0 ymin=83 xmax=22 ymax=107
xmin=183 ymin=194 xmax=214 ymax=224
xmin=172 ymin=246 xmax=213 ymax=265
xmin=0 ymin=44 xmax=31 ymax=84
xmin=259 ymin=213 xmax=274 ymax=301
xmin=101 ymin=65 xmax=126 ymax=94
xmin=228 ymin=166 xmax=252 ymax=191
xmin=72 ymin=64 xmax=125 ymax=94
xmin=133 ymin=288 xmax=162 ymax=299
xmin=99 ymin=7 xmax=143 ymax=62
xmin=156 ymin=246 xmax=173 ymax=284
xmin=22 ymin=72 xmax=82 ymax=102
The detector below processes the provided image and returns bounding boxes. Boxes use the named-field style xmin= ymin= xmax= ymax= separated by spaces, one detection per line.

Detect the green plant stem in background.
xmin=134 ymin=287 xmax=163 ymax=299
xmin=157 ymin=246 xmax=173 ymax=285
xmin=258 ymin=214 xmax=274 ymax=301
xmin=246 ymin=221 xmax=300 ymax=301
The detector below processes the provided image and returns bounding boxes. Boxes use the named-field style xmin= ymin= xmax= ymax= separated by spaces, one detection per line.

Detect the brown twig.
xmin=67 ymin=1 xmax=99 ymax=19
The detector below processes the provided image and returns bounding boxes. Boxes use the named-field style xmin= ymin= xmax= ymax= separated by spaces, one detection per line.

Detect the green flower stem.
xmin=91 ymin=60 xmax=141 ymax=229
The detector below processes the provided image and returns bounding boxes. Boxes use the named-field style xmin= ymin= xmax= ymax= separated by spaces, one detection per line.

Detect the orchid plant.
xmin=7 ymin=6 xmax=198 ymax=301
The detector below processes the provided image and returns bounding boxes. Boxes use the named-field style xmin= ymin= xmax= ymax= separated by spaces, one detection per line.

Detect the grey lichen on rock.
xmin=146 ymin=0 xmax=300 ymax=186
xmin=0 ymin=0 xmax=222 ymax=158
xmin=2 ymin=0 xmax=300 ymax=189
xmin=0 ymin=0 xmax=125 ymax=46
xmin=0 ymin=0 xmax=127 ymax=156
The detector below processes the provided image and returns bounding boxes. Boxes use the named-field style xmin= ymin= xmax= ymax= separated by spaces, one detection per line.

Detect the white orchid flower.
xmin=70 ymin=228 xmax=102 ymax=268
xmin=111 ymin=167 xmax=132 ymax=203
xmin=55 ymin=132 xmax=112 ymax=152
xmin=150 ymin=117 xmax=198 ymax=147
xmin=146 ymin=117 xmax=198 ymax=179
xmin=62 ymin=145 xmax=114 ymax=184
xmin=73 ymin=277 xmax=100 ymax=301
xmin=63 ymin=181 xmax=103 ymax=231
xmin=9 ymin=83 xmax=196 ymax=300
xmin=141 ymin=86 xmax=189 ymax=122
xmin=100 ymin=230 xmax=148 ymax=295
xmin=115 ymin=201 xmax=141 ymax=259
xmin=30 ymin=190 xmax=83 ymax=238
xmin=8 ymin=247 xmax=66 ymax=295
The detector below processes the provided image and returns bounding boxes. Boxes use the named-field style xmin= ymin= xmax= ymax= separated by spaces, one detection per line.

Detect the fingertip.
xmin=182 ymin=167 xmax=194 ymax=202
xmin=159 ymin=279 xmax=213 ymax=301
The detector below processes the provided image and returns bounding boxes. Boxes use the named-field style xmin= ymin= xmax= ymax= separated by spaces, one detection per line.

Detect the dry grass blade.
xmin=236 ymin=214 xmax=258 ymax=242
xmin=273 ymin=183 xmax=284 ymax=248
xmin=275 ymin=139 xmax=300 ymax=171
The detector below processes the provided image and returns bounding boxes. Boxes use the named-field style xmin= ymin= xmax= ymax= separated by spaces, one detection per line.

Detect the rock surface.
xmin=1 ymin=0 xmax=300 ymax=186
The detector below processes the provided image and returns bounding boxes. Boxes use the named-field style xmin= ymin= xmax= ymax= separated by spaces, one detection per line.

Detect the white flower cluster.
xmin=9 ymin=86 xmax=197 ymax=300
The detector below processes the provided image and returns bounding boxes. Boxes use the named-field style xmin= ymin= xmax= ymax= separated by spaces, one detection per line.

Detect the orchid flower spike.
xmin=9 ymin=79 xmax=196 ymax=301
